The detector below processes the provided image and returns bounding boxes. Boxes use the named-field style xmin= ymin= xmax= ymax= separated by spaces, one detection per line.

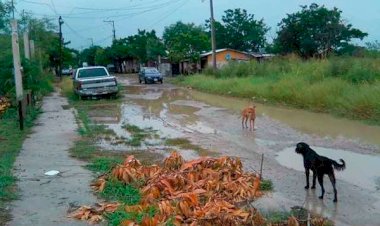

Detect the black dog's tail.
xmin=332 ymin=159 xmax=346 ymax=171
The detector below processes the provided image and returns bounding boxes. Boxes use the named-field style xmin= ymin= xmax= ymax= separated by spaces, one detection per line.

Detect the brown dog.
xmin=241 ymin=106 xmax=256 ymax=130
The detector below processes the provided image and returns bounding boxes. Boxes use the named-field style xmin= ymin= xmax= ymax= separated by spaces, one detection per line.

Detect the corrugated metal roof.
xmin=200 ymin=48 xmax=268 ymax=58
xmin=200 ymin=49 xmax=229 ymax=57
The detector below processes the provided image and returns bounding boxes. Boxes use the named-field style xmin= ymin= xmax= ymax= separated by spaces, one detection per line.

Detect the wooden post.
xmin=11 ymin=19 xmax=24 ymax=130
xmin=23 ymin=31 xmax=30 ymax=59
xmin=209 ymin=0 xmax=217 ymax=71
xmin=30 ymin=40 xmax=35 ymax=58
xmin=259 ymin=153 xmax=264 ymax=179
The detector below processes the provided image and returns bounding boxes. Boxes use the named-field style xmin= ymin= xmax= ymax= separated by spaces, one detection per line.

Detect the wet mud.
xmin=88 ymin=75 xmax=380 ymax=226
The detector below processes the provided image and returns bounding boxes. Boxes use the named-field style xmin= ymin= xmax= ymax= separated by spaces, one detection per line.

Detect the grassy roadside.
xmin=0 ymin=106 xmax=41 ymax=222
xmin=60 ymin=78 xmax=164 ymax=224
xmin=173 ymin=57 xmax=380 ymax=125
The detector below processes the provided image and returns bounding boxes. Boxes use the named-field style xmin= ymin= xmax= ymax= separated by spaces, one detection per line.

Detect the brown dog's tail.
xmin=332 ymin=159 xmax=346 ymax=171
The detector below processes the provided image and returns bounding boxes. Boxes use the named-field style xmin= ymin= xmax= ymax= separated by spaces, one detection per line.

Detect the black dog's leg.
xmin=305 ymin=169 xmax=310 ymax=189
xmin=318 ymin=174 xmax=325 ymax=199
xmin=329 ymin=173 xmax=338 ymax=202
xmin=311 ymin=169 xmax=317 ymax=189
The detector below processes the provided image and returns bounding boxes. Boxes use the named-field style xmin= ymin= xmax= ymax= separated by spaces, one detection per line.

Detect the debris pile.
xmin=70 ymin=152 xmax=331 ymax=225
xmin=68 ymin=202 xmax=120 ymax=224
xmin=110 ymin=152 xmax=264 ymax=225
xmin=0 ymin=97 xmax=10 ymax=115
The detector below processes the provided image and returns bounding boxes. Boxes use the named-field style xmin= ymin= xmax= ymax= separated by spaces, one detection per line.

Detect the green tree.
xmin=79 ymin=46 xmax=103 ymax=66
xmin=94 ymin=47 xmax=111 ymax=66
xmin=0 ymin=1 xmax=11 ymax=31
xmin=274 ymin=3 xmax=367 ymax=58
xmin=105 ymin=29 xmax=165 ymax=66
xmin=1 ymin=12 xmax=57 ymax=96
xmin=163 ymin=21 xmax=209 ymax=63
xmin=206 ymin=9 xmax=269 ymax=52
xmin=125 ymin=29 xmax=165 ymax=63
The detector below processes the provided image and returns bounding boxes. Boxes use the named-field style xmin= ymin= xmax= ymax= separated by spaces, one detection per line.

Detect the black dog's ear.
xmin=297 ymin=142 xmax=309 ymax=149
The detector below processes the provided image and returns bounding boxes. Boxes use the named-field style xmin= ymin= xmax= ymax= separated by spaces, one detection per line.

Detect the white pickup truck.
xmin=73 ymin=66 xmax=118 ymax=99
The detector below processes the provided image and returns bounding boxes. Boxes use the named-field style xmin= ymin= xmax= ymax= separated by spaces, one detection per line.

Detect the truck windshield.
xmin=78 ymin=68 xmax=108 ymax=78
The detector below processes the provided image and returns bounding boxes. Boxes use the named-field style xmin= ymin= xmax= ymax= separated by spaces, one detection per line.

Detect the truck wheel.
xmin=139 ymin=79 xmax=142 ymax=84
xmin=144 ymin=79 xmax=148 ymax=84
xmin=160 ymin=79 xmax=163 ymax=84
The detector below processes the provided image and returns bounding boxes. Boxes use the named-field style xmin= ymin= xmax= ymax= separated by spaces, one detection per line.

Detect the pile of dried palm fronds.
xmin=68 ymin=202 xmax=120 ymax=224
xmin=0 ymin=97 xmax=10 ymax=115
xmin=70 ymin=152 xmax=331 ymax=225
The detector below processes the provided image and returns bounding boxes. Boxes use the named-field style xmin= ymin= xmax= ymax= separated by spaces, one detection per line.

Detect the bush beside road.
xmin=174 ymin=56 xmax=380 ymax=124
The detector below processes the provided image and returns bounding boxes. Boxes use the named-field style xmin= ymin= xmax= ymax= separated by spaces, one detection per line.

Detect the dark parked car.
xmin=73 ymin=66 xmax=118 ymax=99
xmin=61 ymin=68 xmax=72 ymax=76
xmin=139 ymin=67 xmax=163 ymax=84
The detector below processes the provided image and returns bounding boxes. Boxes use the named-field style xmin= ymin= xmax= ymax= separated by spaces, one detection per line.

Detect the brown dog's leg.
xmin=318 ymin=174 xmax=325 ymax=199
xmin=329 ymin=173 xmax=338 ymax=202
xmin=249 ymin=118 xmax=254 ymax=131
xmin=242 ymin=117 xmax=245 ymax=129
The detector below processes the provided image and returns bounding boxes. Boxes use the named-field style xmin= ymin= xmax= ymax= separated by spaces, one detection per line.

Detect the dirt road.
xmin=91 ymin=75 xmax=380 ymax=226
xmin=8 ymin=91 xmax=98 ymax=226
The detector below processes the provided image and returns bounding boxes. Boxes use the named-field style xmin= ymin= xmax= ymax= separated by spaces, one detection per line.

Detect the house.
xmin=200 ymin=48 xmax=275 ymax=69
xmin=200 ymin=48 xmax=252 ymax=69
xmin=158 ymin=57 xmax=172 ymax=77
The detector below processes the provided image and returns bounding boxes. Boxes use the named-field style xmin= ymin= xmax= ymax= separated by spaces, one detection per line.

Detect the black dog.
xmin=295 ymin=142 xmax=346 ymax=202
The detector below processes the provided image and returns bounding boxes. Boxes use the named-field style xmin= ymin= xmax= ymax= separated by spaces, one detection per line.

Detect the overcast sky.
xmin=16 ymin=0 xmax=380 ymax=50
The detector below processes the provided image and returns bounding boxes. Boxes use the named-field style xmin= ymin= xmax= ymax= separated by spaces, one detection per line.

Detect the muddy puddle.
xmin=122 ymin=82 xmax=380 ymax=150
xmin=189 ymin=90 xmax=380 ymax=149
xmin=276 ymin=147 xmax=380 ymax=192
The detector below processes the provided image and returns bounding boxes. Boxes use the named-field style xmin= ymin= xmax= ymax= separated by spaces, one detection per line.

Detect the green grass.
xmin=165 ymin=138 xmax=211 ymax=156
xmin=0 ymin=107 xmax=41 ymax=222
xmin=122 ymin=124 xmax=157 ymax=147
xmin=86 ymin=157 xmax=123 ymax=174
xmin=105 ymin=205 xmax=157 ymax=226
xmin=174 ymin=56 xmax=380 ymax=124
xmin=260 ymin=179 xmax=273 ymax=191
xmin=100 ymin=179 xmax=141 ymax=204
xmin=263 ymin=211 xmax=292 ymax=224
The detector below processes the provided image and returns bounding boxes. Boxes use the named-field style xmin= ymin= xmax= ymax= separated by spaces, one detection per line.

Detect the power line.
xmin=19 ymin=0 xmax=181 ymax=19
xmin=103 ymin=20 xmax=116 ymax=41
xmin=147 ymin=0 xmax=187 ymax=28
xmin=68 ymin=0 xmax=178 ymax=13
xmin=19 ymin=0 xmax=57 ymax=15
xmin=93 ymin=35 xmax=113 ymax=46
xmin=50 ymin=0 xmax=58 ymax=15
xmin=63 ymin=21 xmax=88 ymax=40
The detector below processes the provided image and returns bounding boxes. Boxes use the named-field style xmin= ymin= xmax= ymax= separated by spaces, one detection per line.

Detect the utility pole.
xmin=209 ymin=0 xmax=217 ymax=71
xmin=10 ymin=4 xmax=24 ymax=130
xmin=58 ymin=16 xmax=64 ymax=79
xmin=11 ymin=0 xmax=15 ymax=19
xmin=104 ymin=20 xmax=116 ymax=41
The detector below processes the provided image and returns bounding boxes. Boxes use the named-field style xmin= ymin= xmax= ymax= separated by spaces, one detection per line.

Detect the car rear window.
xmin=78 ymin=68 xmax=108 ymax=78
